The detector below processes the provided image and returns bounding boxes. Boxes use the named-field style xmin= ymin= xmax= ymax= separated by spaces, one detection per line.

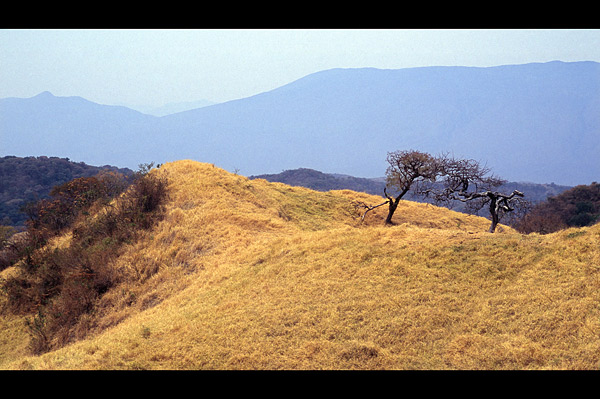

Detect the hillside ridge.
xmin=1 ymin=160 xmax=598 ymax=370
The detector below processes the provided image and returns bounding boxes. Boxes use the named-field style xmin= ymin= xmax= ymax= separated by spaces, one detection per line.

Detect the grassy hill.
xmin=1 ymin=160 xmax=598 ymax=370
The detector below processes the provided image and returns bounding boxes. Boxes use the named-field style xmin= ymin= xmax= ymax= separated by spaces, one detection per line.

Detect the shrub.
xmin=515 ymin=182 xmax=599 ymax=234
xmin=1 ymin=164 xmax=168 ymax=353
xmin=22 ymin=172 xmax=131 ymax=247
xmin=0 ymin=227 xmax=25 ymax=271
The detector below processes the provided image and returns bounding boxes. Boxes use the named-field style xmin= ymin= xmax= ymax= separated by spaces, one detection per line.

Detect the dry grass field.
xmin=1 ymin=160 xmax=599 ymax=369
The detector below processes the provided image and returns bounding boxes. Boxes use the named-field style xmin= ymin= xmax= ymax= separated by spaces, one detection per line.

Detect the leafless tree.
xmin=354 ymin=150 xmax=441 ymax=224
xmin=354 ymin=151 xmax=525 ymax=232
xmin=428 ymin=155 xmax=525 ymax=233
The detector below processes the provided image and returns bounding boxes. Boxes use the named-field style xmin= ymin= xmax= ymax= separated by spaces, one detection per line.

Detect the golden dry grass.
xmin=1 ymin=160 xmax=599 ymax=369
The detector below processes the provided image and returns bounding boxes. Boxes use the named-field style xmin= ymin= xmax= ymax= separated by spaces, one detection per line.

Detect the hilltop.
xmin=1 ymin=160 xmax=598 ymax=370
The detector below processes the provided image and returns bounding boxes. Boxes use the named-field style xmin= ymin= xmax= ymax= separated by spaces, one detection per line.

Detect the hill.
xmin=0 ymin=156 xmax=133 ymax=226
xmin=138 ymin=99 xmax=218 ymax=117
xmin=516 ymin=182 xmax=600 ymax=233
xmin=0 ymin=91 xmax=157 ymax=168
xmin=2 ymin=61 xmax=599 ymax=186
xmin=250 ymin=168 xmax=386 ymax=195
xmin=1 ymin=160 xmax=598 ymax=370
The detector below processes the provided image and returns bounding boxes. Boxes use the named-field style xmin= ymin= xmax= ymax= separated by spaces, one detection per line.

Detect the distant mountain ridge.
xmin=2 ymin=61 xmax=598 ymax=186
xmin=0 ymin=156 xmax=133 ymax=226
xmin=250 ymin=167 xmax=572 ymax=205
xmin=251 ymin=168 xmax=386 ymax=194
xmin=1 ymin=91 xmax=157 ymax=168
xmin=121 ymin=99 xmax=218 ymax=117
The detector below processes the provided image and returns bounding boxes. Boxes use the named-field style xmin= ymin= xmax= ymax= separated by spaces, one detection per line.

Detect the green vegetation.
xmin=515 ymin=182 xmax=600 ymax=234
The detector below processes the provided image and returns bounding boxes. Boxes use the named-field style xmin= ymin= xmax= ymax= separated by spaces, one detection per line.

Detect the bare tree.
xmin=430 ymin=155 xmax=525 ymax=233
xmin=354 ymin=151 xmax=525 ymax=232
xmin=354 ymin=150 xmax=441 ymax=225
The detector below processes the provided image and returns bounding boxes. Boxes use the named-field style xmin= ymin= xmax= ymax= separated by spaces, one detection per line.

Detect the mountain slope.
xmin=151 ymin=61 xmax=600 ymax=185
xmin=250 ymin=167 xmax=386 ymax=195
xmin=1 ymin=160 xmax=598 ymax=370
xmin=0 ymin=91 xmax=157 ymax=167
xmin=0 ymin=156 xmax=133 ymax=226
xmin=143 ymin=99 xmax=217 ymax=117
xmin=1 ymin=61 xmax=598 ymax=186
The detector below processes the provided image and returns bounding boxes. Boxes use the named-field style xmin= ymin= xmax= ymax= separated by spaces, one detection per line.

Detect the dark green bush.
xmin=515 ymin=182 xmax=600 ymax=234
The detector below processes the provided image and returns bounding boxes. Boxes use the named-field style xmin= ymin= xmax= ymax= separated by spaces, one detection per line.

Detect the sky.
xmin=2 ymin=29 xmax=599 ymax=108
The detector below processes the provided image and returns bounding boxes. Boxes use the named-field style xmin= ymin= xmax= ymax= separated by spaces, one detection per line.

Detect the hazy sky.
xmin=2 ymin=29 xmax=599 ymax=108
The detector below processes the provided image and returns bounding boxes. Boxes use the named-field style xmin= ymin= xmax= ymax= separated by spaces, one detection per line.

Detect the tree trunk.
xmin=385 ymin=198 xmax=400 ymax=225
xmin=383 ymin=186 xmax=410 ymax=226
xmin=489 ymin=212 xmax=499 ymax=233
xmin=488 ymin=196 xmax=499 ymax=233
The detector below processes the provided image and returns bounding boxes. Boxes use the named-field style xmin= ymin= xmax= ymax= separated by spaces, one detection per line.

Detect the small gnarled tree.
xmin=354 ymin=150 xmax=441 ymax=224
xmin=430 ymin=155 xmax=525 ymax=233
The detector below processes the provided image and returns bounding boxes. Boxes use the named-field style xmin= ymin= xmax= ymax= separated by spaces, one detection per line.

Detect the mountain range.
xmin=1 ymin=61 xmax=598 ymax=186
xmin=119 ymin=99 xmax=217 ymax=117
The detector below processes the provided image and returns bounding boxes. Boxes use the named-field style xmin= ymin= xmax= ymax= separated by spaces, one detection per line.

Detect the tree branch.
xmin=353 ymin=199 xmax=390 ymax=221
